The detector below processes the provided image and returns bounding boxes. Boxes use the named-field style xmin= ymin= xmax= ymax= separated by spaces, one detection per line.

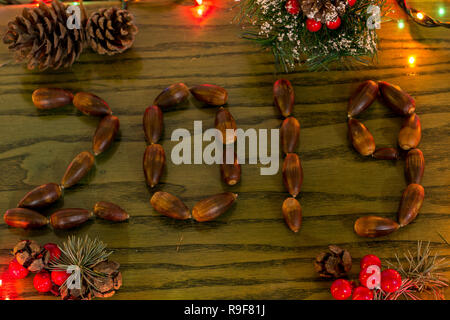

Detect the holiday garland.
xmin=236 ymin=0 xmax=385 ymax=71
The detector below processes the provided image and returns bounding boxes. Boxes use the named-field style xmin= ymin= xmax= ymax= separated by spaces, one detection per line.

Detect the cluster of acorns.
xmin=3 ymin=88 xmax=129 ymax=231
xmin=330 ymin=254 xmax=402 ymax=300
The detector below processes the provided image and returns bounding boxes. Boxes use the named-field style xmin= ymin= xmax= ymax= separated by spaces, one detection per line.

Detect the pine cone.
xmin=13 ymin=240 xmax=50 ymax=273
xmin=91 ymin=260 xmax=122 ymax=298
xmin=300 ymin=0 xmax=347 ymax=23
xmin=2 ymin=0 xmax=86 ymax=70
xmin=314 ymin=245 xmax=352 ymax=278
xmin=86 ymin=8 xmax=138 ymax=56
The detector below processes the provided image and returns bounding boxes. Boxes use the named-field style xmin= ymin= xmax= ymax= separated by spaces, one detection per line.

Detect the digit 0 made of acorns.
xmin=3 ymin=89 xmax=129 ymax=231
xmin=347 ymin=80 xmax=424 ymax=238
xmin=144 ymin=80 xmax=303 ymax=233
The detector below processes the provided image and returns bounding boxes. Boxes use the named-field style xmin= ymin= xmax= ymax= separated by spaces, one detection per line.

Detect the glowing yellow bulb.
xmin=196 ymin=0 xmax=203 ymax=5
xmin=416 ymin=12 xmax=424 ymax=20
xmin=408 ymin=56 xmax=416 ymax=65
xmin=197 ymin=8 xmax=203 ymax=16
xmin=398 ymin=20 xmax=405 ymax=29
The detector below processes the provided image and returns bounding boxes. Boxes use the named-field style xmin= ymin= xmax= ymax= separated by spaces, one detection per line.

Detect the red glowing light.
xmin=196 ymin=0 xmax=203 ymax=5
xmin=191 ymin=1 xmax=213 ymax=20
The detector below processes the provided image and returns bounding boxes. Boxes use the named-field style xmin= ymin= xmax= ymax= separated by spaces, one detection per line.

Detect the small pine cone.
xmin=86 ymin=8 xmax=138 ymax=56
xmin=2 ymin=0 xmax=86 ymax=70
xmin=314 ymin=245 xmax=352 ymax=278
xmin=13 ymin=240 xmax=50 ymax=273
xmin=301 ymin=0 xmax=346 ymax=23
xmin=92 ymin=260 xmax=122 ymax=298
xmin=61 ymin=283 xmax=92 ymax=300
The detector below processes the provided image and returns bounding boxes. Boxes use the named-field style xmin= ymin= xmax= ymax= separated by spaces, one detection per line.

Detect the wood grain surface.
xmin=0 ymin=0 xmax=449 ymax=300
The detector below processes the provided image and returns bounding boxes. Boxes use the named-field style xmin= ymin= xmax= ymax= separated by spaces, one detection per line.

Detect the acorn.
xmin=405 ymin=149 xmax=425 ymax=184
xmin=150 ymin=191 xmax=191 ymax=220
xmin=93 ymin=201 xmax=129 ymax=222
xmin=378 ymin=81 xmax=415 ymax=116
xmin=215 ymin=107 xmax=237 ymax=145
xmin=398 ymin=113 xmax=421 ymax=150
xmin=50 ymin=208 xmax=93 ymax=229
xmin=153 ymin=83 xmax=189 ymax=109
xmin=273 ymin=79 xmax=294 ymax=117
xmin=398 ymin=184 xmax=425 ymax=227
xmin=190 ymin=84 xmax=228 ymax=106
xmin=282 ymin=197 xmax=302 ymax=233
xmin=280 ymin=116 xmax=300 ymax=154
xmin=348 ymin=118 xmax=376 ymax=156
xmin=372 ymin=148 xmax=399 ymax=160
xmin=4 ymin=208 xmax=49 ymax=229
xmin=61 ymin=151 xmax=95 ymax=189
xmin=192 ymin=192 xmax=237 ymax=222
xmin=220 ymin=149 xmax=241 ymax=186
xmin=143 ymin=105 xmax=163 ymax=144
xmin=92 ymin=115 xmax=120 ymax=156
xmin=143 ymin=144 xmax=165 ymax=188
xmin=32 ymin=88 xmax=73 ymax=109
xmin=73 ymin=92 xmax=112 ymax=117
xmin=347 ymin=80 xmax=378 ymax=118
xmin=18 ymin=183 xmax=62 ymax=209
xmin=282 ymin=153 xmax=303 ymax=197
xmin=354 ymin=216 xmax=400 ymax=238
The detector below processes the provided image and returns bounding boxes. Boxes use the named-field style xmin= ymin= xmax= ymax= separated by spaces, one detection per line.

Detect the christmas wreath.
xmin=237 ymin=0 xmax=385 ymax=71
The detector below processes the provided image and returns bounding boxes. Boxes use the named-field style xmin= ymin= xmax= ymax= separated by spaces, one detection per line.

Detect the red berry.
xmin=360 ymin=254 xmax=381 ymax=269
xmin=43 ymin=243 xmax=61 ymax=261
xmin=285 ymin=0 xmax=300 ymax=15
xmin=326 ymin=17 xmax=341 ymax=30
xmin=33 ymin=271 xmax=53 ymax=293
xmin=381 ymin=269 xmax=402 ymax=293
xmin=359 ymin=265 xmax=381 ymax=289
xmin=352 ymin=286 xmax=374 ymax=300
xmin=51 ymin=270 xmax=69 ymax=287
xmin=306 ymin=19 xmax=322 ymax=32
xmin=8 ymin=259 xmax=29 ymax=279
xmin=330 ymin=279 xmax=352 ymax=300
xmin=348 ymin=0 xmax=356 ymax=6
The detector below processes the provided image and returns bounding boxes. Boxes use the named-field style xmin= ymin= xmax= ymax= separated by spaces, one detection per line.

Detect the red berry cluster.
xmin=330 ymin=254 xmax=402 ymax=300
xmin=7 ymin=242 xmax=69 ymax=296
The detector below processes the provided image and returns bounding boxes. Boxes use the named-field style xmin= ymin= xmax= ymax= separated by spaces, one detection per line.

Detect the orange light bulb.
xmin=416 ymin=12 xmax=424 ymax=20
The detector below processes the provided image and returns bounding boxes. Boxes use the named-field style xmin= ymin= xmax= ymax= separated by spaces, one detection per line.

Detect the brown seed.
xmin=273 ymin=79 xmax=294 ymax=117
xmin=153 ymin=83 xmax=189 ymax=109
xmin=398 ymin=184 xmax=425 ymax=227
xmin=220 ymin=149 xmax=241 ymax=186
xmin=93 ymin=201 xmax=129 ymax=222
xmin=18 ymin=183 xmax=62 ymax=209
xmin=378 ymin=81 xmax=415 ymax=116
xmin=50 ymin=208 xmax=93 ymax=229
xmin=143 ymin=105 xmax=163 ymax=144
xmin=92 ymin=115 xmax=120 ymax=156
xmin=61 ymin=151 xmax=95 ymax=189
xmin=282 ymin=153 xmax=303 ymax=197
xmin=282 ymin=197 xmax=302 ymax=233
xmin=372 ymin=148 xmax=399 ymax=160
xmin=32 ymin=88 xmax=73 ymax=109
xmin=192 ymin=192 xmax=238 ymax=222
xmin=405 ymin=149 xmax=425 ymax=184
xmin=347 ymin=80 xmax=378 ymax=118
xmin=143 ymin=144 xmax=165 ymax=188
xmin=73 ymin=92 xmax=112 ymax=116
xmin=190 ymin=84 xmax=228 ymax=106
xmin=348 ymin=118 xmax=376 ymax=156
xmin=215 ymin=107 xmax=237 ymax=145
xmin=354 ymin=216 xmax=400 ymax=238
xmin=398 ymin=113 xmax=421 ymax=150
xmin=280 ymin=116 xmax=300 ymax=154
xmin=150 ymin=191 xmax=191 ymax=220
xmin=4 ymin=208 xmax=49 ymax=229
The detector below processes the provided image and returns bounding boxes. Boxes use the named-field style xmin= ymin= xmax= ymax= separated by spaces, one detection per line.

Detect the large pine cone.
xmin=2 ymin=0 xmax=86 ymax=70
xmin=13 ymin=240 xmax=50 ymax=273
xmin=86 ymin=8 xmax=138 ymax=56
xmin=314 ymin=245 xmax=352 ymax=278
xmin=301 ymin=0 xmax=346 ymax=23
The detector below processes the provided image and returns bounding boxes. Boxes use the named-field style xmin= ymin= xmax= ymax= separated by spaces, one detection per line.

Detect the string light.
xmin=398 ymin=19 xmax=405 ymax=29
xmin=408 ymin=56 xmax=416 ymax=66
xmin=396 ymin=0 xmax=450 ymax=28
xmin=438 ymin=7 xmax=445 ymax=17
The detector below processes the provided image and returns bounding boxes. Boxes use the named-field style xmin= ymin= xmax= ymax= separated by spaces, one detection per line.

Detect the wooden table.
xmin=0 ymin=0 xmax=449 ymax=300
